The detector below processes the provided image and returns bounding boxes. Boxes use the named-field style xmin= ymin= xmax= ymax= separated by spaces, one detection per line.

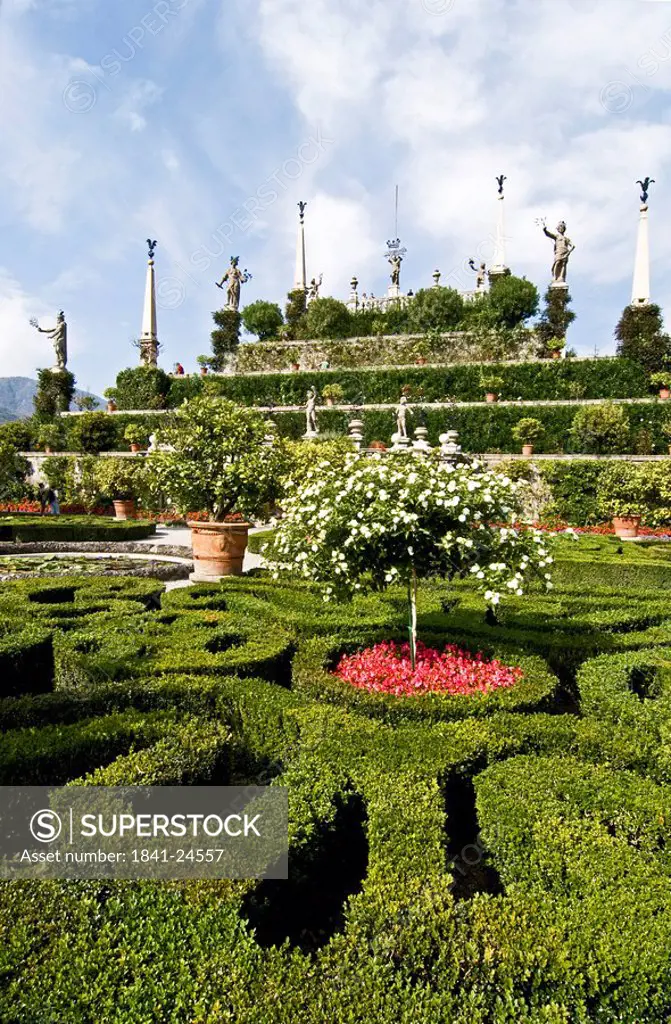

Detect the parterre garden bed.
xmin=2 ymin=536 xmax=671 ymax=1019
xmin=0 ymin=515 xmax=156 ymax=542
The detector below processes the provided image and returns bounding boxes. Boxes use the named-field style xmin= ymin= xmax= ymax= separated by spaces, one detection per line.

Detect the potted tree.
xmin=511 ymin=417 xmax=545 ymax=457
xmin=94 ymin=457 xmax=147 ymax=520
xmin=197 ymin=355 xmax=210 ymax=377
xmin=597 ymin=462 xmax=647 ymax=539
xmin=37 ymin=424 xmax=62 ymax=455
xmin=480 ymin=373 xmax=505 ymax=403
xmin=651 ymin=371 xmax=671 ymax=401
xmin=124 ymin=423 xmax=149 ymax=453
xmin=149 ymin=396 xmax=288 ymax=579
xmin=102 ymin=388 xmax=118 ymax=413
xmin=321 ymin=383 xmax=345 ymax=407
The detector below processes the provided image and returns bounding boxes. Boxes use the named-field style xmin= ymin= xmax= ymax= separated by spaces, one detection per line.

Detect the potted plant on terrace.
xmin=37 ymin=424 xmax=62 ymax=455
xmin=480 ymin=373 xmax=505 ymax=403
xmin=596 ymin=462 xmax=648 ymax=539
xmin=94 ymin=456 xmax=147 ymax=520
xmin=149 ymin=396 xmax=288 ymax=579
xmin=322 ymin=383 xmax=345 ymax=407
xmin=511 ymin=418 xmax=545 ymax=457
xmin=650 ymin=371 xmax=671 ymax=401
xmin=102 ymin=388 xmax=117 ymax=413
xmin=123 ymin=423 xmax=149 ymax=453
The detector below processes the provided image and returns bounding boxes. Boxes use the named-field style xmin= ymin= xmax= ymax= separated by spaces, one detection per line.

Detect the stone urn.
xmin=188 ymin=520 xmax=250 ymax=580
xmin=485 ymin=392 xmax=498 ymax=404
xmin=113 ymin=499 xmax=136 ymax=520
xmin=612 ymin=516 xmax=641 ymax=539
xmin=660 ymin=388 xmax=670 ymax=401
xmin=522 ymin=444 xmax=534 ymax=457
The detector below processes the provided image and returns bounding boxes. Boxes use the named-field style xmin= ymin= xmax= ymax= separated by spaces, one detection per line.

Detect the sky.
xmin=2 ymin=0 xmax=671 ymax=394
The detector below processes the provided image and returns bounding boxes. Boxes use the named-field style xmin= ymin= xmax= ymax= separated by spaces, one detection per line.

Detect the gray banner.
xmin=0 ymin=786 xmax=288 ymax=880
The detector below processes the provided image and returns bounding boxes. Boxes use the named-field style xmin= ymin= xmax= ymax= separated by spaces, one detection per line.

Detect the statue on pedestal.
xmin=215 ymin=256 xmax=252 ymax=311
xmin=30 ymin=311 xmax=68 ymax=370
xmin=395 ymin=395 xmax=411 ymax=438
xmin=468 ymin=259 xmax=487 ymax=290
xmin=540 ymin=220 xmax=575 ymax=286
xmin=305 ymin=388 xmax=318 ymax=436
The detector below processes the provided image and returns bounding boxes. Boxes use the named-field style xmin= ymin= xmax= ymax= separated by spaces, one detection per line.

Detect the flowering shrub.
xmin=268 ymin=451 xmax=554 ymax=663
xmin=334 ymin=641 xmax=522 ymax=697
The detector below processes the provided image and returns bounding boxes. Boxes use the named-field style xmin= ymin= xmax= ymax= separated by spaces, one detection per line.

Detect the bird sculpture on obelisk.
xmin=294 ymin=201 xmax=308 ymax=292
xmin=632 ymin=177 xmax=655 ymax=306
xmin=138 ymin=239 xmax=159 ymax=366
xmin=489 ymin=174 xmax=510 ymax=281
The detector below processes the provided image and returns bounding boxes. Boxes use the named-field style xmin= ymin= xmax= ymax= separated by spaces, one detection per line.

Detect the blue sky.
xmin=2 ymin=0 xmax=671 ymax=394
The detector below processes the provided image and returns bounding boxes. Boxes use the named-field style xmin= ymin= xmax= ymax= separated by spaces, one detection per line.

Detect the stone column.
xmin=139 ymin=251 xmax=158 ymax=367
xmin=294 ymin=203 xmax=307 ymax=292
xmin=631 ymin=202 xmax=651 ymax=306
xmin=489 ymin=193 xmax=510 ymax=281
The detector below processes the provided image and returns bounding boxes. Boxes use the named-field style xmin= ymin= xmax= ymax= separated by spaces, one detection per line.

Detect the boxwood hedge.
xmin=1 ymin=543 xmax=671 ymax=1020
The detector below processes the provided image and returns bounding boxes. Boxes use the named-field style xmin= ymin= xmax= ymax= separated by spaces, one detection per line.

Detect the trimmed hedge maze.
xmin=2 ymin=538 xmax=671 ymax=1021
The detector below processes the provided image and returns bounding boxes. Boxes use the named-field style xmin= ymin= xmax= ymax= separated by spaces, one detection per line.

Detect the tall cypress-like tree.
xmin=33 ymin=368 xmax=76 ymax=422
xmin=535 ymin=287 xmax=576 ymax=356
xmin=210 ymin=309 xmax=242 ymax=371
xmin=615 ymin=304 xmax=671 ymax=373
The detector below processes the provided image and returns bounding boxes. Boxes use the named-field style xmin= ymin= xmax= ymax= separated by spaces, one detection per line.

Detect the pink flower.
xmin=333 ymin=641 xmax=522 ymax=697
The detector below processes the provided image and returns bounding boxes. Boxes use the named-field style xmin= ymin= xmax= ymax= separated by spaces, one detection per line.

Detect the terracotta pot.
xmin=521 ymin=444 xmax=534 ymax=457
xmin=107 ymin=400 xmax=117 ymax=413
xmin=551 ymin=350 xmax=562 ymax=360
xmin=130 ymin=443 xmax=142 ymax=453
xmin=188 ymin=520 xmax=250 ymax=580
xmin=485 ymin=393 xmax=498 ymax=404
xmin=612 ymin=515 xmax=641 ymax=539
xmin=325 ymin=397 xmax=334 ymax=407
xmin=44 ymin=446 xmax=54 ymax=455
xmin=369 ymin=440 xmax=387 ymax=451
xmin=200 ymin=367 xmax=208 ymax=376
xmin=659 ymin=388 xmax=670 ymax=401
xmin=113 ymin=499 xmax=136 ymax=521
xmin=291 ymin=362 xmax=300 ymax=371
xmin=416 ymin=357 xmax=427 ymax=366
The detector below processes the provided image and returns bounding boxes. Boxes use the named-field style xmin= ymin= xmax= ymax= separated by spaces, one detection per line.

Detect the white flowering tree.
xmin=268 ymin=452 xmax=553 ymax=667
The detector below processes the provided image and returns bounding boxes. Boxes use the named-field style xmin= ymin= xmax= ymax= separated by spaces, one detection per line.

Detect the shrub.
xmin=106 ymin=366 xmax=171 ymax=411
xmin=0 ymin=440 xmax=29 ymax=500
xmin=36 ymin=423 xmax=64 ymax=451
xmin=569 ymin=402 xmax=630 ymax=454
xmin=303 ymin=297 xmax=352 ymax=340
xmin=284 ymin=288 xmax=308 ymax=340
xmin=479 ymin=372 xmax=504 ymax=395
xmin=210 ymin=309 xmax=242 ymax=370
xmin=511 ymin=417 xmax=545 ymax=446
xmin=651 ymin=370 xmax=671 ymax=391
xmin=149 ymin=396 xmax=289 ymax=521
xmin=535 ymin=286 xmax=575 ymax=356
xmin=408 ymin=287 xmax=464 ymax=332
xmin=33 ymin=368 xmax=76 ymax=421
xmin=241 ymin=300 xmax=284 ymax=341
xmin=615 ymin=303 xmax=671 ymax=372
xmin=486 ymin=274 xmax=540 ymax=329
xmin=321 ymin=383 xmax=345 ymax=403
xmin=68 ymin=412 xmax=118 ymax=454
xmin=123 ymin=423 xmax=149 ymax=448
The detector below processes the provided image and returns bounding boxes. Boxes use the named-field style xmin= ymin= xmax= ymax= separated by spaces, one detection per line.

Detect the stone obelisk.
xmin=139 ymin=239 xmax=159 ymax=366
xmin=488 ymin=174 xmax=510 ymax=281
xmin=294 ymin=202 xmax=307 ymax=292
xmin=631 ymin=177 xmax=654 ymax=307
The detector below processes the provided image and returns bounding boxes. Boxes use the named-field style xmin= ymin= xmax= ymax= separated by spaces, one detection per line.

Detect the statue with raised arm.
xmin=540 ymin=220 xmax=575 ymax=286
xmin=215 ymin=256 xmax=252 ymax=312
xmin=468 ymin=259 xmax=487 ymax=290
xmin=30 ymin=310 xmax=67 ymax=370
xmin=307 ymin=274 xmax=323 ymax=302
xmin=388 ymin=252 xmax=402 ymax=288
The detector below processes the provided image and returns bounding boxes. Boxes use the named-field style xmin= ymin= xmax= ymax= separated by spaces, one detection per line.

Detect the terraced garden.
xmin=1 ymin=535 xmax=671 ymax=1021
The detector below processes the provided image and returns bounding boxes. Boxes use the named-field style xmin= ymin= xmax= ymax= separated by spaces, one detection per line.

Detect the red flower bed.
xmin=333 ymin=641 xmax=522 ymax=698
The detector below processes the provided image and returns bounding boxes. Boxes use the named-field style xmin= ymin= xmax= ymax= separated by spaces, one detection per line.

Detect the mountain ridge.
xmin=0 ymin=377 xmax=103 ymax=423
